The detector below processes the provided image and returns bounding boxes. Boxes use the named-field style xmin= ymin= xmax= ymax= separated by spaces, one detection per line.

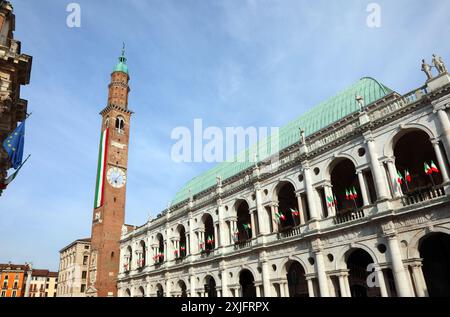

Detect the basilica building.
xmin=116 ymin=59 xmax=450 ymax=298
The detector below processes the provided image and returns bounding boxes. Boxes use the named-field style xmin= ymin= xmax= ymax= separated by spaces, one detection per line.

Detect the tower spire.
xmin=119 ymin=42 xmax=126 ymax=63
xmin=113 ymin=42 xmax=128 ymax=74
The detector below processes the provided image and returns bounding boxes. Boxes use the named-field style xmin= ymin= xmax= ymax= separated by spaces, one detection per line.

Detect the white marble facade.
xmin=117 ymin=74 xmax=450 ymax=298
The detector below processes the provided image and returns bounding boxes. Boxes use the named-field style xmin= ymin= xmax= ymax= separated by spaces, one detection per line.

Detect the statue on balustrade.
xmin=432 ymin=54 xmax=447 ymax=74
xmin=422 ymin=59 xmax=433 ymax=80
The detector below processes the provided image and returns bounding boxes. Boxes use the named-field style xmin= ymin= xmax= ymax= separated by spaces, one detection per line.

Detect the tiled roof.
xmin=171 ymin=77 xmax=394 ymax=205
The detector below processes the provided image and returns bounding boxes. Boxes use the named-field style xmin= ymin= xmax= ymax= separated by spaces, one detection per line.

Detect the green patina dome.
xmin=113 ymin=44 xmax=129 ymax=74
xmin=170 ymin=77 xmax=394 ymax=205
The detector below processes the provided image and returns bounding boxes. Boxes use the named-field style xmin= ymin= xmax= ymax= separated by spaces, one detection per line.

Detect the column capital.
xmin=363 ymin=130 xmax=375 ymax=143
xmin=432 ymin=96 xmax=450 ymax=111
xmin=382 ymin=220 xmax=397 ymax=237
xmin=430 ymin=138 xmax=441 ymax=146
xmin=259 ymin=250 xmax=268 ymax=263
xmin=384 ymin=156 xmax=396 ymax=164
xmin=302 ymin=161 xmax=311 ymax=170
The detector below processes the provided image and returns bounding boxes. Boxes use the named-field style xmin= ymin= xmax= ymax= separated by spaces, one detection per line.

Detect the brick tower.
xmin=86 ymin=46 xmax=132 ymax=297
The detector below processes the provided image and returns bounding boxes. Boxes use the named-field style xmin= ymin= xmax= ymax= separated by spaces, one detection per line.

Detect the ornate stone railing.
xmin=233 ymin=239 xmax=253 ymax=250
xmin=277 ymin=226 xmax=303 ymax=240
xmin=334 ymin=208 xmax=366 ymax=225
xmin=401 ymin=185 xmax=446 ymax=206
xmin=368 ymin=86 xmax=428 ymax=122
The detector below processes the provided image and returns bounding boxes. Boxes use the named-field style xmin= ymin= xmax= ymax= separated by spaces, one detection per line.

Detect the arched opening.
xmin=345 ymin=249 xmax=381 ymax=297
xmin=156 ymin=284 xmax=164 ymax=297
xmin=125 ymin=288 xmax=131 ymax=297
xmin=276 ymin=182 xmax=300 ymax=230
xmin=138 ymin=241 xmax=146 ymax=268
xmin=204 ymin=275 xmax=217 ymax=297
xmin=239 ymin=269 xmax=256 ymax=297
xmin=124 ymin=246 xmax=132 ymax=271
xmin=419 ymin=233 xmax=450 ymax=297
xmin=138 ymin=286 xmax=145 ymax=297
xmin=236 ymin=200 xmax=252 ymax=243
xmin=202 ymin=214 xmax=215 ymax=252
xmin=393 ymin=130 xmax=443 ymax=194
xmin=115 ymin=116 xmax=125 ymax=133
xmin=330 ymin=159 xmax=363 ymax=214
xmin=178 ymin=280 xmax=188 ymax=298
xmin=286 ymin=261 xmax=308 ymax=297
xmin=177 ymin=225 xmax=187 ymax=258
xmin=156 ymin=233 xmax=164 ymax=264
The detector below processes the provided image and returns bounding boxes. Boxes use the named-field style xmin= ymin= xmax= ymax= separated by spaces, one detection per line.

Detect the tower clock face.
xmin=106 ymin=167 xmax=127 ymax=188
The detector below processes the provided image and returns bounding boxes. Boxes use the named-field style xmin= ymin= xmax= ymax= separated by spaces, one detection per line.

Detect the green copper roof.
xmin=113 ymin=44 xmax=129 ymax=74
xmin=171 ymin=77 xmax=394 ymax=205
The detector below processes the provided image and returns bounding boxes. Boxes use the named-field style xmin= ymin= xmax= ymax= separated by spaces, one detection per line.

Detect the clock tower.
xmin=86 ymin=46 xmax=132 ymax=297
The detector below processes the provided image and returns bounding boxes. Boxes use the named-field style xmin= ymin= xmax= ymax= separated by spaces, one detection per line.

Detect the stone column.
xmin=270 ymin=205 xmax=279 ymax=232
xmin=214 ymin=224 xmax=219 ymax=248
xmin=165 ymin=274 xmax=171 ymax=297
xmin=279 ymin=283 xmax=285 ymax=297
xmin=386 ymin=158 xmax=402 ymax=198
xmin=249 ymin=210 xmax=256 ymax=237
xmin=189 ymin=271 xmax=196 ymax=298
xmin=435 ymin=107 xmax=450 ymax=157
xmin=255 ymin=183 xmax=269 ymax=234
xmin=313 ymin=240 xmax=330 ymax=297
xmin=365 ymin=133 xmax=390 ymax=201
xmin=220 ymin=262 xmax=229 ymax=297
xmin=186 ymin=234 xmax=190 ymax=255
xmin=188 ymin=213 xmax=195 ymax=255
xmin=284 ymin=282 xmax=290 ymax=297
xmin=338 ymin=274 xmax=348 ymax=297
xmin=344 ymin=272 xmax=351 ymax=297
xmin=255 ymin=285 xmax=261 ymax=297
xmin=260 ymin=251 xmax=272 ymax=297
xmin=228 ymin=221 xmax=233 ymax=244
xmin=296 ymin=192 xmax=306 ymax=224
xmin=218 ymin=201 xmax=227 ymax=247
xmin=357 ymin=171 xmax=371 ymax=205
xmin=306 ymin=278 xmax=315 ymax=297
xmin=375 ymin=266 xmax=388 ymax=297
xmin=24 ymin=266 xmax=32 ymax=298
xmin=303 ymin=163 xmax=320 ymax=220
xmin=431 ymin=139 xmax=450 ymax=183
xmin=410 ymin=262 xmax=428 ymax=297
xmin=386 ymin=234 xmax=413 ymax=297
xmin=323 ymin=184 xmax=336 ymax=217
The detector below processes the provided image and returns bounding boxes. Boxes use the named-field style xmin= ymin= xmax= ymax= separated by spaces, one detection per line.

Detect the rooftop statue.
xmin=422 ymin=59 xmax=433 ymax=80
xmin=432 ymin=54 xmax=447 ymax=74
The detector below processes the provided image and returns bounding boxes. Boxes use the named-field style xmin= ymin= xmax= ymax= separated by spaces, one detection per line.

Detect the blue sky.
xmin=1 ymin=0 xmax=450 ymax=271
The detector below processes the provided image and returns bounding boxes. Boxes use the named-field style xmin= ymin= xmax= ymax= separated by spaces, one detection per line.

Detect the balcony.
xmin=401 ymin=185 xmax=446 ymax=206
xmin=334 ymin=208 xmax=366 ymax=225
xmin=234 ymin=239 xmax=253 ymax=250
xmin=277 ymin=226 xmax=303 ymax=240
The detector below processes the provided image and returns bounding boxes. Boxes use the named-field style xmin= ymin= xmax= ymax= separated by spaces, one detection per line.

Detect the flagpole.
xmin=429 ymin=174 xmax=436 ymax=188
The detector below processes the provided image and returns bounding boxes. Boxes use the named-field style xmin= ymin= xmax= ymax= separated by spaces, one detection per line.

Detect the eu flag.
xmin=2 ymin=121 xmax=25 ymax=169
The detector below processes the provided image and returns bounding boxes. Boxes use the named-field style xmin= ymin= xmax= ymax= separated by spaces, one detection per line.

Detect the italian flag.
xmin=397 ymin=171 xmax=404 ymax=185
xmin=243 ymin=223 xmax=251 ymax=230
xmin=290 ymin=208 xmax=300 ymax=216
xmin=405 ymin=170 xmax=411 ymax=183
xmin=424 ymin=162 xmax=433 ymax=175
xmin=206 ymin=236 xmax=214 ymax=245
xmin=94 ymin=128 xmax=109 ymax=209
xmin=347 ymin=187 xmax=358 ymax=200
xmin=431 ymin=161 xmax=440 ymax=173
xmin=275 ymin=211 xmax=286 ymax=222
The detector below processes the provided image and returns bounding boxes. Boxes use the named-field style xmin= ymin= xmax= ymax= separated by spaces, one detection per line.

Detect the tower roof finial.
xmin=113 ymin=42 xmax=128 ymax=74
